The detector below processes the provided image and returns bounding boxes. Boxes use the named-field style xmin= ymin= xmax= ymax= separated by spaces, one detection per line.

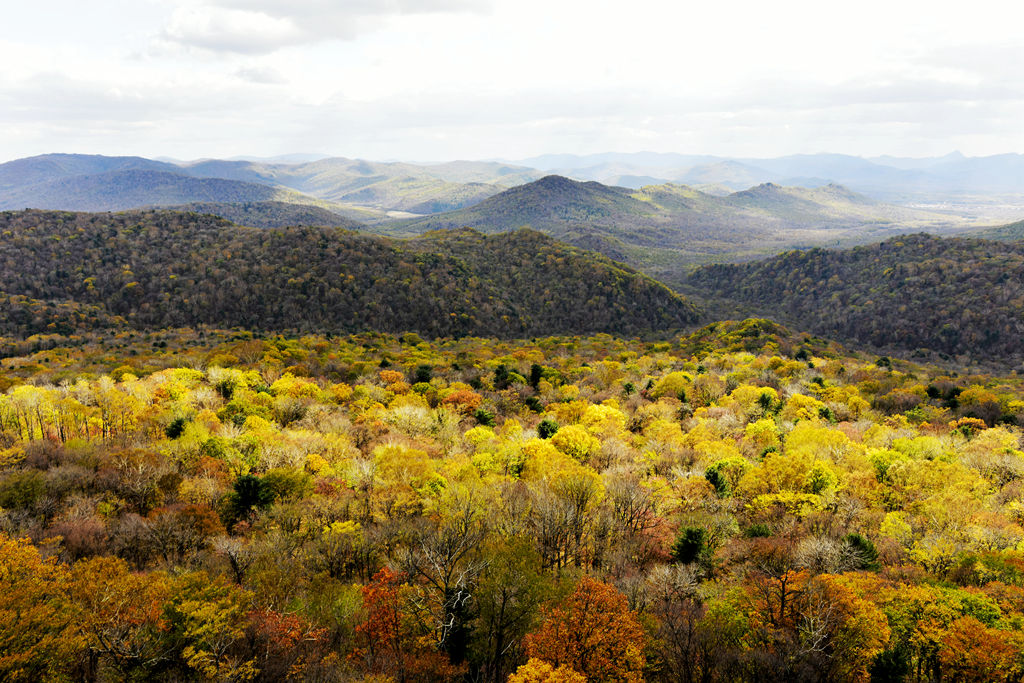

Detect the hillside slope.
xmin=0 ymin=153 xmax=176 ymax=189
xmin=514 ymin=150 xmax=1024 ymax=204
xmin=683 ymin=233 xmax=1024 ymax=360
xmin=0 ymin=209 xmax=699 ymax=338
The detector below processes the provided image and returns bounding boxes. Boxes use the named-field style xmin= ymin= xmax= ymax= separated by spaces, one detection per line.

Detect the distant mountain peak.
xmin=730 ymin=182 xmax=784 ymax=198
xmin=818 ymin=182 xmax=870 ymax=201
xmin=535 ymin=174 xmax=581 ymax=188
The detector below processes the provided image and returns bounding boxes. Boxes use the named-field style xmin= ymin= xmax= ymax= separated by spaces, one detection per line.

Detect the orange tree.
xmin=524 ymin=575 xmax=647 ymax=682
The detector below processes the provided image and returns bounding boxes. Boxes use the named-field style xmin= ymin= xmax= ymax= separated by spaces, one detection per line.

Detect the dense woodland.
xmin=0 ymin=210 xmax=697 ymax=340
xmin=684 ymin=234 xmax=1024 ymax=364
xmin=3 ymin=321 xmax=1024 ymax=681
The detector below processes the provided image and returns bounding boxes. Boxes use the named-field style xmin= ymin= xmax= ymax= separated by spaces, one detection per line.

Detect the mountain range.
xmin=0 ymin=153 xmax=542 ymax=222
xmin=7 ymin=150 xmax=1024 ymax=223
xmin=514 ymin=151 xmax=1024 ymax=208
xmin=385 ymin=175 xmax=972 ymax=285
xmin=2 ymin=152 xmax=1007 ymax=290
xmin=0 ymin=153 xmax=987 ymax=286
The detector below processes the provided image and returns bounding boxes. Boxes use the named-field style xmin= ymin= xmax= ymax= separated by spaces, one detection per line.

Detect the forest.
xmin=0 ymin=210 xmax=697 ymax=342
xmin=3 ymin=319 xmax=1024 ymax=682
xmin=684 ymin=233 xmax=1024 ymax=365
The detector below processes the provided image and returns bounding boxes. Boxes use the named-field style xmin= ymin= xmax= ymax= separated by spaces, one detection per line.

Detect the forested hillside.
xmin=0 ymin=210 xmax=698 ymax=339
xmin=4 ymin=322 xmax=1024 ymax=682
xmin=684 ymin=233 xmax=1024 ymax=362
xmin=0 ymin=153 xmax=174 ymax=188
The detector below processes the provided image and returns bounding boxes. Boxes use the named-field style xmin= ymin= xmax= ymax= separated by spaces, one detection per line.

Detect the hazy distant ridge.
xmin=513 ymin=151 xmax=1024 ymax=199
xmin=386 ymin=175 xmax=969 ymax=284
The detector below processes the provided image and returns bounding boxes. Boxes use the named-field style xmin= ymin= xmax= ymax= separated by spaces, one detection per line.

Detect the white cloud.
xmin=2 ymin=0 xmax=1024 ymax=161
xmin=160 ymin=0 xmax=490 ymax=54
xmin=163 ymin=6 xmax=302 ymax=54
xmin=234 ymin=65 xmax=287 ymax=84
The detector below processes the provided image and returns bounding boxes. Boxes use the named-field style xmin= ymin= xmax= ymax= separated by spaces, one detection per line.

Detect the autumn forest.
xmin=3 ymin=310 xmax=1024 ymax=682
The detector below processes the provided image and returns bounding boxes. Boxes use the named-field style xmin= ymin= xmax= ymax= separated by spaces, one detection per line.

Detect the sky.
xmin=2 ymin=0 xmax=1023 ymax=163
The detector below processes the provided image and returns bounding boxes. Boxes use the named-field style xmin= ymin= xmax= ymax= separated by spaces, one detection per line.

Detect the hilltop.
xmin=0 ymin=209 xmax=698 ymax=340
xmin=183 ymin=157 xmax=541 ymax=214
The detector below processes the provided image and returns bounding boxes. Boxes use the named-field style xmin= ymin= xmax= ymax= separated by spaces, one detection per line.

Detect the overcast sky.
xmin=2 ymin=0 xmax=1023 ymax=163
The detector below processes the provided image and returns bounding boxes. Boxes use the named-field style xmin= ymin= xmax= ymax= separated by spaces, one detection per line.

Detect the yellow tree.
xmin=0 ymin=536 xmax=85 ymax=681
xmin=508 ymin=658 xmax=587 ymax=682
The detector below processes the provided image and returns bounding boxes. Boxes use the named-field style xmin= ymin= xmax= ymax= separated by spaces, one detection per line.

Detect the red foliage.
xmin=349 ymin=567 xmax=461 ymax=682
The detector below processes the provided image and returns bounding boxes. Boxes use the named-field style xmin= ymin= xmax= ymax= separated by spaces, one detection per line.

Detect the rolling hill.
xmin=0 ymin=167 xmax=336 ymax=214
xmin=385 ymin=175 xmax=971 ymax=285
xmin=682 ymin=233 xmax=1024 ymax=362
xmin=512 ymin=150 xmax=1024 ymax=207
xmin=0 ymin=153 xmax=174 ymax=189
xmin=182 ymin=156 xmax=542 ymax=214
xmin=0 ymin=209 xmax=699 ymax=339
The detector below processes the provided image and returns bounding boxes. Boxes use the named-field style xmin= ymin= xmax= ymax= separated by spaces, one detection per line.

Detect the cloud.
xmin=161 ymin=0 xmax=490 ymax=54
xmin=0 ymin=72 xmax=274 ymax=126
xmin=235 ymin=65 xmax=287 ymax=84
xmin=162 ymin=6 xmax=302 ymax=54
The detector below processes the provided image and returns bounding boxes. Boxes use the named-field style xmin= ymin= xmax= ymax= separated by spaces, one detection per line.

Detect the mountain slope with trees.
xmin=683 ymin=233 xmax=1024 ymax=362
xmin=183 ymin=156 xmax=542 ymax=212
xmin=0 ymin=209 xmax=698 ymax=339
